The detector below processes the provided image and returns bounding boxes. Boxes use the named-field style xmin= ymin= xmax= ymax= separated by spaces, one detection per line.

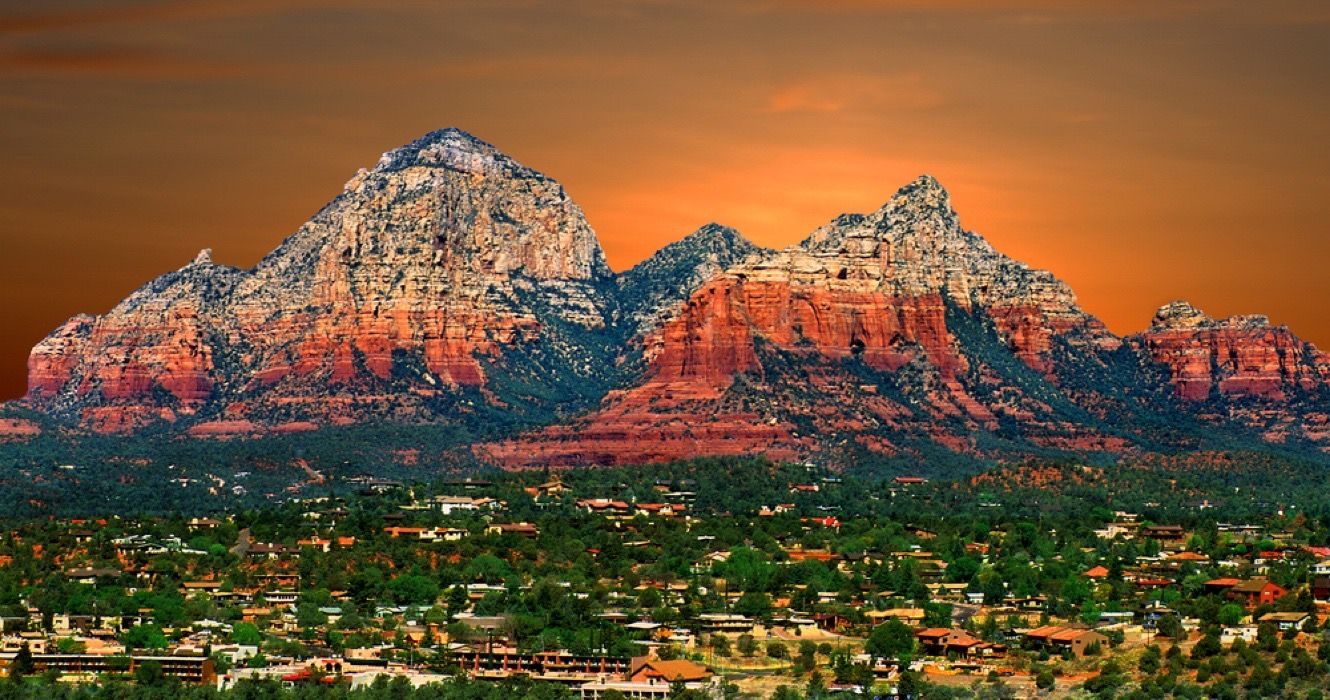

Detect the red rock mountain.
xmin=24 ymin=129 xmax=617 ymax=434
xmin=12 ymin=130 xmax=1330 ymax=467
xmin=1137 ymin=301 xmax=1330 ymax=402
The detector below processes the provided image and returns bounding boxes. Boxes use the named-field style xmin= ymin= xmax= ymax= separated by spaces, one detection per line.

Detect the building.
xmin=1024 ymin=626 xmax=1108 ymax=658
xmin=1226 ymin=579 xmax=1287 ymax=610
xmin=524 ymin=479 xmax=567 ymax=499
xmin=1258 ymin=611 xmax=1309 ymax=631
xmin=914 ymin=628 xmax=1005 ymax=659
xmin=1082 ymin=565 xmax=1110 ymax=579
xmin=0 ymin=653 xmax=214 ymax=683
xmin=864 ymin=608 xmax=925 ymax=626
xmin=1313 ymin=575 xmax=1330 ymax=602
xmin=487 ymin=523 xmax=540 ymax=538
xmin=695 ymin=614 xmax=755 ymax=635
xmin=1139 ymin=525 xmax=1187 ymax=545
xmin=576 ymin=657 xmax=719 ymax=699
xmin=430 ymin=496 xmax=500 ymax=515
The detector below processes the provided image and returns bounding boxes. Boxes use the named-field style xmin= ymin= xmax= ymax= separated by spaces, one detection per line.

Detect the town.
xmin=0 ymin=459 xmax=1328 ymax=699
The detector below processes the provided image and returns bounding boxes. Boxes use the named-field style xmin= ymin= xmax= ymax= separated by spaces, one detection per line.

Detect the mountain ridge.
xmin=9 ymin=128 xmax=1330 ymax=471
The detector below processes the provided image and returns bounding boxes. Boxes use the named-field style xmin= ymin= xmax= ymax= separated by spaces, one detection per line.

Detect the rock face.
xmin=1136 ymin=301 xmax=1330 ymax=402
xmin=27 ymin=252 xmax=243 ymax=432
xmin=16 ymin=130 xmax=1330 ymax=467
xmin=481 ymin=177 xmax=1135 ymax=467
xmin=616 ymin=223 xmax=764 ymax=337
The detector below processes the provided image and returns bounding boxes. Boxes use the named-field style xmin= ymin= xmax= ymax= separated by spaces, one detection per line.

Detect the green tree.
xmin=10 ymin=642 xmax=34 ymax=678
xmin=123 ymin=623 xmax=168 ymax=650
xmin=734 ymin=591 xmax=772 ymax=618
xmin=133 ymin=659 xmax=166 ymax=685
xmin=1217 ymin=604 xmax=1245 ymax=626
xmin=865 ymin=619 xmax=916 ymax=661
xmin=231 ymin=621 xmax=263 ymax=645
xmin=710 ymin=635 xmax=731 ymax=658
xmin=447 ymin=585 xmax=469 ymax=620
xmin=737 ymin=634 xmax=757 ymax=658
xmin=1138 ymin=645 xmax=1161 ymax=674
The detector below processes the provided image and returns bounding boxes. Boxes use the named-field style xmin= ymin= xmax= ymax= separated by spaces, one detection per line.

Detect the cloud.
xmin=0 ymin=46 xmax=246 ymax=79
xmin=0 ymin=0 xmax=380 ymax=36
xmin=765 ymin=72 xmax=944 ymax=114
xmin=724 ymin=0 xmax=1330 ymax=26
xmin=415 ymin=54 xmax=646 ymax=81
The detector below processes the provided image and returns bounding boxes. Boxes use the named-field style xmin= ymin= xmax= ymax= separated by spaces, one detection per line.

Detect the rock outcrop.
xmin=616 ymin=223 xmax=764 ymax=337
xmin=1136 ymin=301 xmax=1330 ymax=401
xmin=481 ymin=176 xmax=1135 ymax=467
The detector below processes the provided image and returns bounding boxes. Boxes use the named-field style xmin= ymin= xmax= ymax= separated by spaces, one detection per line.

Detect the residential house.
xmin=429 ymin=495 xmax=500 ymax=514
xmin=627 ymin=657 xmax=712 ymax=684
xmin=864 ymin=608 xmax=925 ymax=626
xmin=914 ymin=628 xmax=1005 ymax=659
xmin=487 ymin=523 xmax=540 ymax=538
xmin=524 ymin=479 xmax=566 ymax=499
xmin=1258 ymin=611 xmax=1309 ymax=632
xmin=1082 ymin=565 xmax=1110 ymax=580
xmin=1313 ymin=575 xmax=1330 ymax=602
xmin=64 ymin=568 xmax=121 ymax=585
xmin=577 ymin=499 xmax=633 ymax=518
xmin=1139 ymin=525 xmax=1187 ymax=545
xmin=1226 ymin=579 xmax=1287 ymax=610
xmin=1024 ymin=626 xmax=1108 ymax=658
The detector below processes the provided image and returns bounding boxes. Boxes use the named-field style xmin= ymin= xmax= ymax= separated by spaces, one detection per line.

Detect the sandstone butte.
xmin=11 ymin=128 xmax=1330 ymax=466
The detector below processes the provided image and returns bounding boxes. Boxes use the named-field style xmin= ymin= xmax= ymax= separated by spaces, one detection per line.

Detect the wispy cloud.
xmin=726 ymin=0 xmax=1330 ymax=25
xmin=0 ymin=0 xmax=377 ymax=36
xmin=0 ymin=45 xmax=244 ymax=79
xmin=765 ymin=72 xmax=944 ymax=114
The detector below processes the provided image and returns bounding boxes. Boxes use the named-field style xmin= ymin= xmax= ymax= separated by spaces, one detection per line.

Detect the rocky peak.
xmin=371 ymin=127 xmax=537 ymax=179
xmin=1150 ymin=301 xmax=1276 ymax=331
xmin=1138 ymin=300 xmax=1327 ymax=402
xmin=1150 ymin=300 xmax=1211 ymax=329
xmin=800 ymin=174 xmax=967 ymax=256
xmin=114 ymin=249 xmax=244 ymax=316
xmin=675 ymin=223 xmax=754 ymax=254
xmin=617 ymin=223 xmax=766 ymax=336
xmin=250 ymin=127 xmax=611 ymax=292
xmin=883 ymin=173 xmax=953 ymax=217
xmin=792 ymin=176 xmax=1086 ymax=316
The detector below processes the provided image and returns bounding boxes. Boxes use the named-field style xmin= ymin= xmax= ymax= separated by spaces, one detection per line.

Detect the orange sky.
xmin=2 ymin=0 xmax=1329 ymax=399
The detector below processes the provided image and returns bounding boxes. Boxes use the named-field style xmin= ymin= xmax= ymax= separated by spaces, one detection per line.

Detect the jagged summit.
xmin=800 ymin=174 xmax=964 ymax=254
xmin=885 ymin=173 xmax=951 ymax=210
xmin=372 ymin=127 xmax=540 ymax=179
xmin=617 ymin=222 xmax=766 ymax=335
xmin=1151 ymin=300 xmax=1212 ymax=329
xmin=876 ymin=173 xmax=962 ymax=238
xmin=673 ymin=223 xmax=755 ymax=252
xmin=1151 ymin=301 xmax=1274 ymax=331
xmin=24 ymin=127 xmax=616 ymax=432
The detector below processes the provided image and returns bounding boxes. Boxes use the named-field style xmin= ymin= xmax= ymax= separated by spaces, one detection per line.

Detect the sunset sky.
xmin=2 ymin=0 xmax=1329 ymax=399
